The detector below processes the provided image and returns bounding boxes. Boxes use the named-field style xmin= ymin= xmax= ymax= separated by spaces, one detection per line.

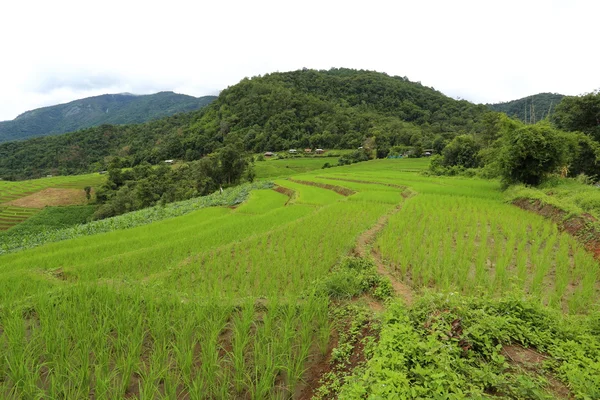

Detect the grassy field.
xmin=0 ymin=158 xmax=599 ymax=398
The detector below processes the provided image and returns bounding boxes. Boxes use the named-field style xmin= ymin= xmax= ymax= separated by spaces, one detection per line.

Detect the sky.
xmin=1 ymin=0 xmax=598 ymax=121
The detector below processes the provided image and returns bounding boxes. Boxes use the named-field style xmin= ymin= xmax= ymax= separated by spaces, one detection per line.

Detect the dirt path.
xmin=353 ymin=195 xmax=414 ymax=305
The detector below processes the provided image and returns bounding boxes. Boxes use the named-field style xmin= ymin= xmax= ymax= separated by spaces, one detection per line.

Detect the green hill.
xmin=0 ymin=92 xmax=217 ymax=143
xmin=0 ymin=68 xmax=498 ymax=180
xmin=487 ymin=92 xmax=564 ymax=123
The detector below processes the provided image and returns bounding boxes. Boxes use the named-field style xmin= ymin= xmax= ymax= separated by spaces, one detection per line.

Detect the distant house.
xmin=315 ymin=148 xmax=325 ymax=154
xmin=289 ymin=149 xmax=297 ymax=154
xmin=423 ymin=149 xmax=434 ymax=157
xmin=99 ymin=170 xmax=107 ymax=175
xmin=304 ymin=148 xmax=312 ymax=153
xmin=164 ymin=159 xmax=174 ymax=164
xmin=264 ymin=151 xmax=274 ymax=157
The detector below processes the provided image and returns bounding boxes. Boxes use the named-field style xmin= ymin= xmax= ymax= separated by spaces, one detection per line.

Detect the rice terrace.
xmin=0 ymin=68 xmax=599 ymax=399
xmin=0 ymin=156 xmax=599 ymax=399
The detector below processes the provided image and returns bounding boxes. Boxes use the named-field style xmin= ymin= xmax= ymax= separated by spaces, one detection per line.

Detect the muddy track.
xmin=287 ymin=179 xmax=356 ymax=196
xmin=353 ymin=192 xmax=414 ymax=305
xmin=513 ymin=198 xmax=600 ymax=261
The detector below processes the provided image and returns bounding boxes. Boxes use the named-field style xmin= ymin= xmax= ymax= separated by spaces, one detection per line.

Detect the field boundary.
xmin=288 ymin=178 xmax=356 ymax=196
xmin=513 ymin=197 xmax=600 ymax=261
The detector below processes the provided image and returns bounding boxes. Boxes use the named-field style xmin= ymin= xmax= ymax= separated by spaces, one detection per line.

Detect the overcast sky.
xmin=1 ymin=0 xmax=598 ymax=121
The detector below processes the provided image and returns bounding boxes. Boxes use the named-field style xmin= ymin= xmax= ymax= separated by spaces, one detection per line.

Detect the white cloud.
xmin=0 ymin=0 xmax=598 ymax=120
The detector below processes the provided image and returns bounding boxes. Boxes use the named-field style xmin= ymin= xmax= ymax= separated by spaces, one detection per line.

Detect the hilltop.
xmin=488 ymin=92 xmax=564 ymax=123
xmin=0 ymin=92 xmax=217 ymax=143
xmin=0 ymin=68 xmax=497 ymax=180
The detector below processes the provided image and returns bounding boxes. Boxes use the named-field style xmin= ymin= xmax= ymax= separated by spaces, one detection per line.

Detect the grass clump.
xmin=313 ymin=256 xmax=392 ymax=301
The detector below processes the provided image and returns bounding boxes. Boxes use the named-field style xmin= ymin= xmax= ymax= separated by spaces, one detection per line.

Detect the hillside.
xmin=0 ymin=92 xmax=217 ymax=143
xmin=488 ymin=92 xmax=564 ymax=123
xmin=0 ymin=68 xmax=498 ymax=180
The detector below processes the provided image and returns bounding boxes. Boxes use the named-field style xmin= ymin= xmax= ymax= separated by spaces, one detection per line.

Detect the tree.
xmin=496 ymin=121 xmax=568 ymax=185
xmin=553 ymin=91 xmax=600 ymax=141
xmin=84 ymin=186 xmax=92 ymax=201
xmin=564 ymin=132 xmax=600 ymax=181
xmin=441 ymin=135 xmax=481 ymax=168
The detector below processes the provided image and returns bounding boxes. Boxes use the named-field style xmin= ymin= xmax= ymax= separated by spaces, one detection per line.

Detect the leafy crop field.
xmin=1 ymin=159 xmax=599 ymax=399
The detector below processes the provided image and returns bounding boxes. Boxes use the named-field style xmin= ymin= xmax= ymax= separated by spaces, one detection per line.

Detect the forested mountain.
xmin=0 ymin=68 xmax=499 ymax=180
xmin=488 ymin=93 xmax=564 ymax=123
xmin=0 ymin=92 xmax=216 ymax=143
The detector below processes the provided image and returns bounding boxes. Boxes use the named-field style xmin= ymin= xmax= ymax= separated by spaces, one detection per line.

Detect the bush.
xmin=441 ymin=134 xmax=481 ymax=168
xmin=497 ymin=121 xmax=569 ymax=186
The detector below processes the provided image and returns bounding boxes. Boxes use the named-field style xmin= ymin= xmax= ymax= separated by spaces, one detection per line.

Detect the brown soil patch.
xmin=288 ymin=179 xmax=356 ymax=196
xmin=273 ymin=185 xmax=295 ymax=205
xmin=6 ymin=188 xmax=89 ymax=208
xmin=513 ymin=198 xmax=600 ymax=261
xmin=501 ymin=344 xmax=572 ymax=399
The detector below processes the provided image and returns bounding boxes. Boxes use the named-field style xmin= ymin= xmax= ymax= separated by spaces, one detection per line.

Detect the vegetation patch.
xmin=340 ymin=293 xmax=600 ymax=399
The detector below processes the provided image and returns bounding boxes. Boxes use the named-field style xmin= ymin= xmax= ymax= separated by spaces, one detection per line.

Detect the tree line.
xmin=431 ymin=90 xmax=600 ymax=184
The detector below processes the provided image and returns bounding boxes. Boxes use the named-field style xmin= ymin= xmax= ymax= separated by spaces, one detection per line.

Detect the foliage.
xmin=441 ymin=134 xmax=482 ymax=168
xmin=93 ymin=143 xmax=253 ymax=219
xmin=341 ymin=294 xmax=600 ymax=399
xmin=338 ymin=149 xmax=371 ymax=166
xmin=312 ymin=257 xmax=393 ymax=301
xmin=0 ymin=92 xmax=216 ymax=143
xmin=496 ymin=121 xmax=570 ymax=185
xmin=553 ymin=91 xmax=600 ymax=141
xmin=488 ymin=92 xmax=564 ymax=124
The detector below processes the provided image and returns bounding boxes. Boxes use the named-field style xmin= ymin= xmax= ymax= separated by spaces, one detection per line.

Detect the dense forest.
xmin=0 ymin=92 xmax=216 ymax=143
xmin=488 ymin=93 xmax=564 ymax=124
xmin=0 ymin=68 xmax=497 ymax=180
xmin=433 ymin=90 xmax=600 ymax=184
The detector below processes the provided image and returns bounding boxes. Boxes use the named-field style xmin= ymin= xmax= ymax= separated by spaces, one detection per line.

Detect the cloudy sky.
xmin=1 ymin=0 xmax=598 ymax=121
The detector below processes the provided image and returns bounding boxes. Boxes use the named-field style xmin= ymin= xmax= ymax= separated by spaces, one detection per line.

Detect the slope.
xmin=0 ymin=92 xmax=216 ymax=143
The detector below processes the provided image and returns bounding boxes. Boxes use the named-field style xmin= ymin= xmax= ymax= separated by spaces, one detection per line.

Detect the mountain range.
xmin=0 ymin=92 xmax=217 ymax=143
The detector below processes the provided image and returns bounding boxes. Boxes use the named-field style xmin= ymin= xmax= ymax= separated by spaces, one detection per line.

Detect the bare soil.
xmin=5 ymin=188 xmax=90 ymax=208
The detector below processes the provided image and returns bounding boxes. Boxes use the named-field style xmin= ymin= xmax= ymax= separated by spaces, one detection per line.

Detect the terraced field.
xmin=1 ymin=159 xmax=599 ymax=398
xmin=0 ymin=174 xmax=104 ymax=230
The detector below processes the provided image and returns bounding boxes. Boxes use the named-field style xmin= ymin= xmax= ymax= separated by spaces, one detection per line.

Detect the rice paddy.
xmin=1 ymin=158 xmax=599 ymax=398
